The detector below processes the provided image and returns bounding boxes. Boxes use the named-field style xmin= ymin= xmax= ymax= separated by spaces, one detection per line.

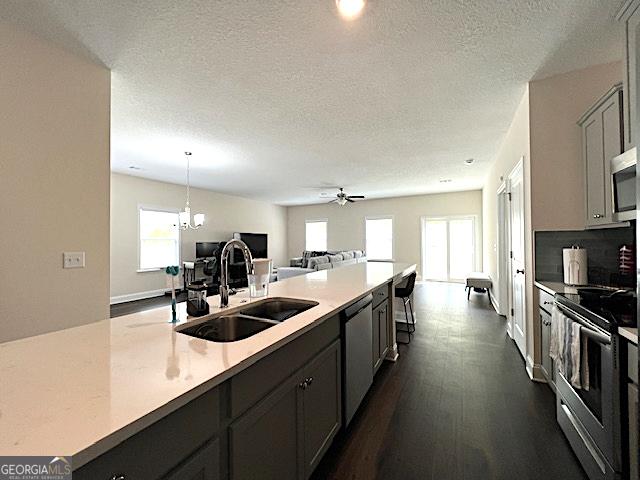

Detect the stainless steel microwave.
xmin=611 ymin=147 xmax=636 ymax=222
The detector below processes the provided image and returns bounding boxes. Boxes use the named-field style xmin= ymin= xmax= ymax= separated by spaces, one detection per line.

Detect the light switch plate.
xmin=63 ymin=252 xmax=85 ymax=269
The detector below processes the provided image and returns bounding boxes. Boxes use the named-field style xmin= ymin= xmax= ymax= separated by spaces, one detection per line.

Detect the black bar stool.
xmin=395 ymin=272 xmax=417 ymax=344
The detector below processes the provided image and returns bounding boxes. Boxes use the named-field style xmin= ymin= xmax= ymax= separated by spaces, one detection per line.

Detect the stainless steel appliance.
xmin=341 ymin=293 xmax=373 ymax=427
xmin=611 ymin=147 xmax=636 ymax=222
xmin=554 ymin=290 xmax=635 ymax=480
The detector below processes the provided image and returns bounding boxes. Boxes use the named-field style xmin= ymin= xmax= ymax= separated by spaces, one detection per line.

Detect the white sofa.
xmin=277 ymin=250 xmax=366 ymax=281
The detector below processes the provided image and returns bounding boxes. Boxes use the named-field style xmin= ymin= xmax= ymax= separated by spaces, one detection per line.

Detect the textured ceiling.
xmin=0 ymin=0 xmax=624 ymax=205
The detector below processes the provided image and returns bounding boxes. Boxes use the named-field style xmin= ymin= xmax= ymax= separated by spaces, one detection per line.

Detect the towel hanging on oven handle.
xmin=554 ymin=302 xmax=611 ymax=345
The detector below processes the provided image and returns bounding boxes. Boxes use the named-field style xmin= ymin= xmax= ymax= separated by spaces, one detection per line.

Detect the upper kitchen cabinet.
xmin=578 ymin=84 xmax=624 ymax=228
xmin=618 ymin=0 xmax=640 ymax=150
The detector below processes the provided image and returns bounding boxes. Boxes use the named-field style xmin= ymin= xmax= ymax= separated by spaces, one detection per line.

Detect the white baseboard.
xmin=489 ymin=292 xmax=500 ymax=315
xmin=526 ymin=357 xmax=546 ymax=382
xmin=110 ymin=288 xmax=170 ymax=305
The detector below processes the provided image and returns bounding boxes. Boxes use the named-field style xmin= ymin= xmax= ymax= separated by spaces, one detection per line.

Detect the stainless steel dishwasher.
xmin=341 ymin=293 xmax=373 ymax=427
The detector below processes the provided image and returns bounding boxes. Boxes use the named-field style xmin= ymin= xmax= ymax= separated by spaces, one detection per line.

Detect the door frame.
xmin=420 ymin=215 xmax=478 ymax=283
xmin=496 ymin=182 xmax=510 ymax=321
xmin=507 ymin=157 xmax=527 ymax=358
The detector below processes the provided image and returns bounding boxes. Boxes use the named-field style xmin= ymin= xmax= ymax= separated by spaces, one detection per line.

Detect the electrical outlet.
xmin=63 ymin=252 xmax=85 ymax=269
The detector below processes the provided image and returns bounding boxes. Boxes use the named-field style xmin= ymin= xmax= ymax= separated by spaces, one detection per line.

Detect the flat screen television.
xmin=233 ymin=232 xmax=268 ymax=261
xmin=196 ymin=242 xmax=220 ymax=259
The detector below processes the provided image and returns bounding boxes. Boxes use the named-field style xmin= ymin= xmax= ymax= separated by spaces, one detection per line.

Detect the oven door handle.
xmin=554 ymin=302 xmax=612 ymax=346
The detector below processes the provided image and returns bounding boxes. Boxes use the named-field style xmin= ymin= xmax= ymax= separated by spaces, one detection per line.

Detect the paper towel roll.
xmin=563 ymin=246 xmax=587 ymax=286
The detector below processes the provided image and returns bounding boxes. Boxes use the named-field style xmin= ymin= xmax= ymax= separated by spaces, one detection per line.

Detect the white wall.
xmin=0 ymin=23 xmax=111 ymax=343
xmin=483 ymin=87 xmax=531 ymax=307
xmin=287 ymin=190 xmax=483 ymax=278
xmin=110 ymin=173 xmax=288 ymax=300
xmin=482 ymin=61 xmax=623 ymax=378
xmin=529 ymin=61 xmax=624 ymax=231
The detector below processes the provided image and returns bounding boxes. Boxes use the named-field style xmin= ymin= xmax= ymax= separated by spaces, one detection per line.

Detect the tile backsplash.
xmin=534 ymin=226 xmax=635 ymax=287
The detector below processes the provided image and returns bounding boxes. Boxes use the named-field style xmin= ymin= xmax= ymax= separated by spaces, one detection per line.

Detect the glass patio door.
xmin=421 ymin=217 xmax=475 ymax=282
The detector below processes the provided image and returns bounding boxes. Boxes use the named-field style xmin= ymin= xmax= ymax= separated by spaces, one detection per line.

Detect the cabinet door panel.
xmin=584 ymin=115 xmax=606 ymax=226
xmin=230 ymin=375 xmax=302 ymax=480
xmin=164 ymin=440 xmax=220 ymax=480
xmin=601 ymin=94 xmax=623 ymax=223
xmin=372 ymin=303 xmax=380 ymax=370
xmin=303 ymin=340 xmax=341 ymax=479
xmin=629 ymin=382 xmax=638 ymax=480
xmin=624 ymin=6 xmax=640 ymax=150
xmin=540 ymin=309 xmax=553 ymax=386
xmin=378 ymin=301 xmax=389 ymax=366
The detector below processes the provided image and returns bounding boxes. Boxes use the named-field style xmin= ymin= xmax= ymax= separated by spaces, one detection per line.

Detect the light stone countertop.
xmin=0 ymin=261 xmax=415 ymax=469
xmin=534 ymin=280 xmax=579 ymax=295
xmin=619 ymin=326 xmax=638 ymax=345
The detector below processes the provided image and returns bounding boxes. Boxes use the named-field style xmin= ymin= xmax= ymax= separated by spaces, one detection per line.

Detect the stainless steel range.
xmin=553 ymin=289 xmax=636 ymax=480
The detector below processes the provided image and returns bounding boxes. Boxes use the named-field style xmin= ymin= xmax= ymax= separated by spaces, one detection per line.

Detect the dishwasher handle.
xmin=342 ymin=294 xmax=373 ymax=320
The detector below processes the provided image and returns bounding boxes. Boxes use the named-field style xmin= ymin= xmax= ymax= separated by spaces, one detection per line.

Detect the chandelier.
xmin=178 ymin=151 xmax=204 ymax=230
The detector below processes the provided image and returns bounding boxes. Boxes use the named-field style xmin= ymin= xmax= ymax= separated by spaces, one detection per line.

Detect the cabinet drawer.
xmin=74 ymin=387 xmax=220 ymax=479
xmin=372 ymin=284 xmax=389 ymax=308
xmin=539 ymin=288 xmax=555 ymax=313
xmin=628 ymin=342 xmax=638 ymax=384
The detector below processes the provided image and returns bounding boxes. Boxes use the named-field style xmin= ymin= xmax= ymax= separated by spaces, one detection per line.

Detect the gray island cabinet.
xmin=74 ymin=313 xmax=342 ymax=480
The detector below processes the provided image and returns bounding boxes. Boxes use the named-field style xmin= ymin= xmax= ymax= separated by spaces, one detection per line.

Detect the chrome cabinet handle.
xmin=299 ymin=381 xmax=308 ymax=390
xmin=305 ymin=377 xmax=314 ymax=386
xmin=593 ymin=214 xmax=603 ymax=219
xmin=516 ymin=269 xmax=525 ymax=274
xmin=543 ymin=301 xmax=552 ymax=305
xmin=110 ymin=476 xmax=126 ymax=480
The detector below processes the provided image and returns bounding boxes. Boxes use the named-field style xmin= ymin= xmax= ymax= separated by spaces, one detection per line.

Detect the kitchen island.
xmin=0 ymin=261 xmax=415 ymax=478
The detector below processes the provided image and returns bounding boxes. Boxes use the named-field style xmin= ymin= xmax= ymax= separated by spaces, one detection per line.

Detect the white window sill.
xmin=137 ymin=268 xmax=163 ymax=273
xmin=367 ymin=259 xmax=395 ymax=262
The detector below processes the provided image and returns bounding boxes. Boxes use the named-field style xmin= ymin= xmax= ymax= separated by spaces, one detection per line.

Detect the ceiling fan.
xmin=326 ymin=188 xmax=365 ymax=206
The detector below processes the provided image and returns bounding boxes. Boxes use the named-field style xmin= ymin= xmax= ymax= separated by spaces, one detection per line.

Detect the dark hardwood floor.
xmin=312 ymin=281 xmax=587 ymax=480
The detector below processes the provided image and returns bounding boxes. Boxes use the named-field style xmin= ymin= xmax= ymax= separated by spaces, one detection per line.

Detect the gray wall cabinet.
xmin=229 ymin=339 xmax=341 ymax=480
xmin=578 ymin=84 xmax=624 ymax=228
xmin=619 ymin=0 xmax=640 ymax=150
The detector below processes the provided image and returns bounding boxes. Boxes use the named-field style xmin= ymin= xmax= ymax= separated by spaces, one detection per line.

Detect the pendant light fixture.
xmin=178 ymin=151 xmax=204 ymax=230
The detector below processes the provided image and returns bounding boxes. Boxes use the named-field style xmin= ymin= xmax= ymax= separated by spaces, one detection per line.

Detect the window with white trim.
xmin=305 ymin=220 xmax=328 ymax=251
xmin=365 ymin=217 xmax=393 ymax=260
xmin=139 ymin=207 xmax=180 ymax=270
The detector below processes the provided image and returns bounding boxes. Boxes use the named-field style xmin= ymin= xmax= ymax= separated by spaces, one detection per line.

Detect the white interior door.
xmin=508 ymin=160 xmax=526 ymax=359
xmin=496 ymin=184 xmax=509 ymax=319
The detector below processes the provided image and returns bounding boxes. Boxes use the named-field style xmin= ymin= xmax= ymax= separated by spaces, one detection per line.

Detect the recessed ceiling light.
xmin=464 ymin=158 xmax=474 ymax=165
xmin=440 ymin=179 xmax=452 ymax=183
xmin=336 ymin=0 xmax=366 ymax=20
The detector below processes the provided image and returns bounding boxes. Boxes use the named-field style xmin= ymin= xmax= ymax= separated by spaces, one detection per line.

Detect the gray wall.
xmin=534 ymin=226 xmax=635 ymax=286
xmin=0 ymin=24 xmax=111 ymax=343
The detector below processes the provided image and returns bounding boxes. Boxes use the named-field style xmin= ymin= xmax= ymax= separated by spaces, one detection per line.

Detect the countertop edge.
xmin=619 ymin=326 xmax=638 ymax=345
xmin=534 ymin=281 xmax=556 ymax=295
xmin=71 ymin=264 xmax=415 ymax=469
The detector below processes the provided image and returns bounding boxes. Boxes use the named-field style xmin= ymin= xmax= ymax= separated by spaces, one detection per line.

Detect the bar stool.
xmin=395 ymin=272 xmax=417 ymax=344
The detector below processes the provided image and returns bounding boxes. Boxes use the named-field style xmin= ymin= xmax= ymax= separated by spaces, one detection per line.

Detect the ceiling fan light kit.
xmin=327 ymin=187 xmax=365 ymax=206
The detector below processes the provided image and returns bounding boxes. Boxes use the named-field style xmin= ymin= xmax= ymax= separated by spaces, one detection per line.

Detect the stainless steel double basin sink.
xmin=176 ymin=298 xmax=318 ymax=342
